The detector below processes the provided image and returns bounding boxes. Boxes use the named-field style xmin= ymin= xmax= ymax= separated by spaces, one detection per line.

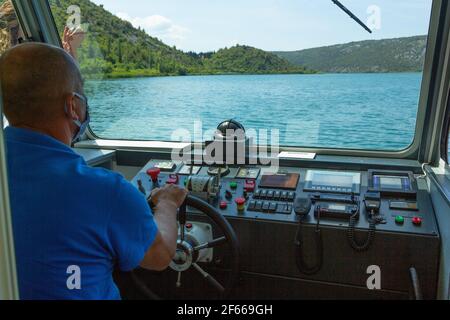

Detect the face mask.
xmin=72 ymin=110 xmax=90 ymax=143
xmin=66 ymin=92 xmax=91 ymax=144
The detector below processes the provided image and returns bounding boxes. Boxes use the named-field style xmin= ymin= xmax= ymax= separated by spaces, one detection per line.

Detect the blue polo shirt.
xmin=5 ymin=126 xmax=158 ymax=300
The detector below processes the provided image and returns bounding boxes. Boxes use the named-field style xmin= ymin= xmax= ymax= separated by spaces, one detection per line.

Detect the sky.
xmin=91 ymin=0 xmax=433 ymax=53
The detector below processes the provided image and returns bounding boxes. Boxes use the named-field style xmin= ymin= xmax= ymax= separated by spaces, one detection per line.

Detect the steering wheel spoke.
xmin=193 ymin=236 xmax=227 ymax=252
xmin=192 ymin=263 xmax=225 ymax=293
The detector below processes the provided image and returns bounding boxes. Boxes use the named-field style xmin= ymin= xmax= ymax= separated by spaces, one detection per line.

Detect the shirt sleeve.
xmin=107 ymin=176 xmax=159 ymax=271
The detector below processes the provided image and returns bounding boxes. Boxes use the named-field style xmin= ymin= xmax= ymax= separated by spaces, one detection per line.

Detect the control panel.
xmin=130 ymin=160 xmax=438 ymax=237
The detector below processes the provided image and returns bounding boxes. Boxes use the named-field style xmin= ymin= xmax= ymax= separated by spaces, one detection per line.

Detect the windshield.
xmin=48 ymin=0 xmax=433 ymax=150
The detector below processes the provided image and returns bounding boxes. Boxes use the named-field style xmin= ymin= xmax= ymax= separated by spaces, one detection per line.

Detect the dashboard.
xmin=132 ymin=160 xmax=437 ymax=236
xmin=128 ymin=159 xmax=440 ymax=299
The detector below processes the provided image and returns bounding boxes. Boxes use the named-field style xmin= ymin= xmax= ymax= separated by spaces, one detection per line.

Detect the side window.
xmin=1 ymin=0 xmax=24 ymax=128
xmin=0 ymin=0 xmax=23 ymax=56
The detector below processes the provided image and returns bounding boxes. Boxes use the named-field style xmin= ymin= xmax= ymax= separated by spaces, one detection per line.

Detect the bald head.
xmin=0 ymin=42 xmax=83 ymax=126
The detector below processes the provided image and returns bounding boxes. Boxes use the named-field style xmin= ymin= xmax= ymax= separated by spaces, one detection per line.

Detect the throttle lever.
xmin=178 ymin=200 xmax=188 ymax=241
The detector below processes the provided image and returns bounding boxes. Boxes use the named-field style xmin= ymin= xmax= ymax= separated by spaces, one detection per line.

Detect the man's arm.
xmin=139 ymin=185 xmax=187 ymax=271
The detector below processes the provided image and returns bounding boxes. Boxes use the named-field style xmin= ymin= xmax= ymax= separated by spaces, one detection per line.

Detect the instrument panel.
xmin=129 ymin=159 xmax=440 ymax=299
xmin=131 ymin=160 xmax=438 ymax=237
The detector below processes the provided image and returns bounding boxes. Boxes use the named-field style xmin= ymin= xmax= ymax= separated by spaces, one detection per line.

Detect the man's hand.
xmin=62 ymin=26 xmax=86 ymax=60
xmin=140 ymin=184 xmax=187 ymax=271
xmin=150 ymin=184 xmax=188 ymax=209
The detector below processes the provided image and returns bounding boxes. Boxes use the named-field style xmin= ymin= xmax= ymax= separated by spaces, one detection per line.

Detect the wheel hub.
xmin=170 ymin=240 xmax=194 ymax=272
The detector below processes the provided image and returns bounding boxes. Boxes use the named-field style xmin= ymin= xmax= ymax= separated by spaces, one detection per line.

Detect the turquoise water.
xmin=86 ymin=73 xmax=423 ymax=150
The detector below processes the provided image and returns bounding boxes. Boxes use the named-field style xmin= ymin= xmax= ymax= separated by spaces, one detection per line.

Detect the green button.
xmin=395 ymin=216 xmax=404 ymax=224
xmin=230 ymin=182 xmax=238 ymax=189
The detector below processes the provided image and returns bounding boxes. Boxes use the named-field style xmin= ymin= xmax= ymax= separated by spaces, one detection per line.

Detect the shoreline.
xmin=85 ymin=70 xmax=423 ymax=81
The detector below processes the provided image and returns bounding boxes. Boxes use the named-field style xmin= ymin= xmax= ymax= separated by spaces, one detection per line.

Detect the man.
xmin=0 ymin=42 xmax=186 ymax=300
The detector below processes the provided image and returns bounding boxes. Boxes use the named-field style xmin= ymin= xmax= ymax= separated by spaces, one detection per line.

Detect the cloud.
xmin=116 ymin=12 xmax=190 ymax=43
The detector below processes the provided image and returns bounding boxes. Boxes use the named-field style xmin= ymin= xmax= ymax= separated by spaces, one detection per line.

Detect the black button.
xmin=276 ymin=204 xmax=286 ymax=214
xmin=281 ymin=191 xmax=288 ymax=200
xmin=288 ymin=192 xmax=296 ymax=201
xmin=262 ymin=202 xmax=270 ymax=212
xmin=267 ymin=191 xmax=274 ymax=199
xmin=248 ymin=201 xmax=256 ymax=211
xmin=255 ymin=201 xmax=263 ymax=211
xmin=253 ymin=190 xmax=261 ymax=199
xmin=276 ymin=203 xmax=292 ymax=215
xmin=269 ymin=202 xmax=277 ymax=213
xmin=274 ymin=191 xmax=281 ymax=200
xmin=260 ymin=190 xmax=268 ymax=199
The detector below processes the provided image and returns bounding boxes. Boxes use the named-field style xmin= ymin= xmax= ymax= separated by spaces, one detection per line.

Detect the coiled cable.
xmin=294 ymin=206 xmax=323 ymax=275
xmin=347 ymin=209 xmax=376 ymax=252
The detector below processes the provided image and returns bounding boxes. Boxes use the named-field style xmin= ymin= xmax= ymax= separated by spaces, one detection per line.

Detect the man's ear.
xmin=64 ymin=94 xmax=80 ymax=122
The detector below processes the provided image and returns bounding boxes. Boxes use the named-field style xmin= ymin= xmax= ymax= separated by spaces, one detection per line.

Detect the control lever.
xmin=146 ymin=167 xmax=161 ymax=189
xmin=175 ymin=200 xmax=188 ymax=289
xmin=178 ymin=200 xmax=187 ymax=241
xmin=137 ymin=179 xmax=146 ymax=197
xmin=409 ymin=267 xmax=423 ymax=300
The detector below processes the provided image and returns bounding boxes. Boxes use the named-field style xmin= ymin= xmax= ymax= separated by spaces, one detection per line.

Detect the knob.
xmin=220 ymin=201 xmax=228 ymax=210
xmin=225 ymin=190 xmax=233 ymax=200
xmin=146 ymin=167 xmax=161 ymax=183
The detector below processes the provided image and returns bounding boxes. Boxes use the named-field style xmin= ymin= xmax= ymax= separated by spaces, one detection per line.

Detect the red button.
xmin=412 ymin=217 xmax=422 ymax=226
xmin=235 ymin=197 xmax=246 ymax=212
xmin=220 ymin=201 xmax=228 ymax=210
xmin=185 ymin=223 xmax=193 ymax=230
xmin=244 ymin=180 xmax=256 ymax=193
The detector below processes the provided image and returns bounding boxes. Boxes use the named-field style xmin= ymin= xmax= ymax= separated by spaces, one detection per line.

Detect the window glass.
xmin=447 ymin=128 xmax=450 ymax=164
xmin=0 ymin=0 xmax=23 ymax=55
xmin=1 ymin=0 xmax=23 ymax=128
xmin=48 ymin=0 xmax=432 ymax=150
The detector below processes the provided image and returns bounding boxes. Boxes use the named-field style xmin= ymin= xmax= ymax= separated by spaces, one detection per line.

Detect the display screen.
xmin=260 ymin=173 xmax=300 ymax=190
xmin=328 ymin=204 xmax=347 ymax=211
xmin=313 ymin=173 xmax=354 ymax=188
xmin=377 ymin=176 xmax=404 ymax=190
xmin=305 ymin=170 xmax=361 ymax=194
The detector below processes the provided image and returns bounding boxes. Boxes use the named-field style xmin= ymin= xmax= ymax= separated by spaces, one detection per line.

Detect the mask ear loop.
xmin=64 ymin=101 xmax=82 ymax=128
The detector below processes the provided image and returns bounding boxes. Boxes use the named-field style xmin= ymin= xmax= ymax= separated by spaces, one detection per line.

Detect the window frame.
xmin=14 ymin=0 xmax=450 ymax=160
xmin=441 ymin=91 xmax=450 ymax=164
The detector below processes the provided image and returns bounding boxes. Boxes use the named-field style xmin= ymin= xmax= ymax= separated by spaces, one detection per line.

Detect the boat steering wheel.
xmin=131 ymin=195 xmax=240 ymax=299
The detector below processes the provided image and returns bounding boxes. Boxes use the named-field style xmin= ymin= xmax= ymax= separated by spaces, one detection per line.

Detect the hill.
xmin=203 ymin=45 xmax=309 ymax=74
xmin=48 ymin=0 xmax=310 ymax=78
xmin=274 ymin=36 xmax=427 ymax=73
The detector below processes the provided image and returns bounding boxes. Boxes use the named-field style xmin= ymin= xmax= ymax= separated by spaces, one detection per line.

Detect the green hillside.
xmin=274 ymin=36 xmax=428 ymax=73
xmin=48 ymin=0 xmax=309 ymax=78
xmin=204 ymin=45 xmax=309 ymax=74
